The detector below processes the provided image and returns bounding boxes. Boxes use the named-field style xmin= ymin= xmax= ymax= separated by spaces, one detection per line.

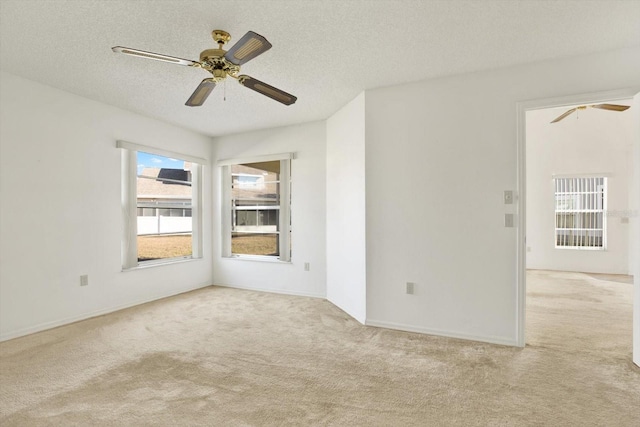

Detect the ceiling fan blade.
xmin=224 ymin=31 xmax=272 ymax=65
xmin=590 ymin=103 xmax=630 ymax=112
xmin=550 ymin=108 xmax=577 ymax=123
xmin=185 ymin=79 xmax=216 ymax=107
xmin=238 ymin=75 xmax=297 ymax=106
xmin=112 ymin=46 xmax=200 ymax=67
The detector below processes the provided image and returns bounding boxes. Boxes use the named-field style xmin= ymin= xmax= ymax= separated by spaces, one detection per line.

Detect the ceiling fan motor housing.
xmin=199 ymin=48 xmax=240 ymax=81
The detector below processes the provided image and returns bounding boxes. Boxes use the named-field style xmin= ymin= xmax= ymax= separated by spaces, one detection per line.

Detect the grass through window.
xmin=231 ymin=233 xmax=278 ymax=256
xmin=137 ymin=234 xmax=192 ymax=261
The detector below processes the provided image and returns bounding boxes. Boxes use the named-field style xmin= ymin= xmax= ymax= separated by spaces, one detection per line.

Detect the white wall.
xmin=2 ymin=47 xmax=639 ymax=348
xmin=0 ymin=72 xmax=213 ymax=341
xmin=326 ymin=93 xmax=367 ymax=323
xmin=631 ymin=93 xmax=640 ymax=282
xmin=211 ymin=122 xmax=326 ymax=298
xmin=363 ymin=47 xmax=640 ymax=345
xmin=631 ymin=93 xmax=640 ymax=367
xmin=526 ymin=105 xmax=634 ymax=274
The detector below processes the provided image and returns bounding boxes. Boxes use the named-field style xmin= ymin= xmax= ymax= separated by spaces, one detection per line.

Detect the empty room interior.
xmin=525 ymin=101 xmax=636 ymax=358
xmin=1 ymin=1 xmax=639 ymax=425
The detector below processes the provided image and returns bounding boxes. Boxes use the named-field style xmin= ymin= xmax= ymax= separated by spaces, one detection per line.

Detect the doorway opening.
xmin=515 ymin=89 xmax=639 ymax=364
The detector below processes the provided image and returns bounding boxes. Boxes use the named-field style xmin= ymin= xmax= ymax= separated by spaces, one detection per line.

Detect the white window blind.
xmin=554 ymin=176 xmax=607 ymax=250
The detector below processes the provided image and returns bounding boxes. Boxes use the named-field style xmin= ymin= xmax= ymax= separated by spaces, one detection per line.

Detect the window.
xmin=118 ymin=140 xmax=205 ymax=268
xmin=233 ymin=173 xmax=264 ymax=189
xmin=219 ymin=154 xmax=292 ymax=261
xmin=554 ymin=176 xmax=607 ymax=250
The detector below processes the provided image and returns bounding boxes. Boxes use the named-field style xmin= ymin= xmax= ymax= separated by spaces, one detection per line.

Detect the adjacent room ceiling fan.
xmin=112 ymin=30 xmax=297 ymax=107
xmin=550 ymin=103 xmax=629 ymax=123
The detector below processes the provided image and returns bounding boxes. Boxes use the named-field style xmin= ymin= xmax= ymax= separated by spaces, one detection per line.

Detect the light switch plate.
xmin=504 ymin=214 xmax=514 ymax=227
xmin=504 ymin=190 xmax=514 ymax=204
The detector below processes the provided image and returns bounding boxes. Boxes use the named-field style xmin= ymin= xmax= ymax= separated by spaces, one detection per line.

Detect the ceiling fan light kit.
xmin=550 ymin=103 xmax=630 ymax=123
xmin=112 ymin=29 xmax=297 ymax=107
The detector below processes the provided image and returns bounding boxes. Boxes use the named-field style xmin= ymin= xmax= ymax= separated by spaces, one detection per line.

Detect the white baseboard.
xmin=214 ymin=283 xmax=325 ymax=299
xmin=326 ymin=297 xmax=366 ymax=325
xmin=2 ymin=284 xmax=516 ymax=348
xmin=0 ymin=282 xmax=212 ymax=342
xmin=365 ymin=319 xmax=518 ymax=347
xmin=526 ymin=267 xmax=632 ymax=276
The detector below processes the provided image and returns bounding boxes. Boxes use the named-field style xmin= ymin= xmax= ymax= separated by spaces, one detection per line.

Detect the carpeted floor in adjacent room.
xmin=1 ymin=270 xmax=639 ymax=426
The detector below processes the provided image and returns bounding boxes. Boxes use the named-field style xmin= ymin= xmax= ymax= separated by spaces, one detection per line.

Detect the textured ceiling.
xmin=1 ymin=0 xmax=639 ymax=137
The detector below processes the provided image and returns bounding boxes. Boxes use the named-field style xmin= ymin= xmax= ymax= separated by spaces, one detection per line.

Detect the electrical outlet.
xmin=304 ymin=262 xmax=310 ymax=271
xmin=406 ymin=282 xmax=415 ymax=295
xmin=80 ymin=275 xmax=89 ymax=286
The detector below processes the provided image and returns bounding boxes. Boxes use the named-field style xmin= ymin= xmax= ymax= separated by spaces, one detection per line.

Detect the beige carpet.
xmin=1 ymin=271 xmax=639 ymax=426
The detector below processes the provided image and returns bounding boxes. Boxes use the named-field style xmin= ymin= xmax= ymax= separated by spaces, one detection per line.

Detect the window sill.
xmin=554 ymin=247 xmax=606 ymax=251
xmin=221 ymin=255 xmax=292 ymax=264
xmin=122 ymin=256 xmax=202 ymax=272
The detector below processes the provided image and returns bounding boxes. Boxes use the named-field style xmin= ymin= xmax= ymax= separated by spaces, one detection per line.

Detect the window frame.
xmin=218 ymin=153 xmax=293 ymax=262
xmin=553 ymin=175 xmax=608 ymax=251
xmin=118 ymin=140 xmax=205 ymax=270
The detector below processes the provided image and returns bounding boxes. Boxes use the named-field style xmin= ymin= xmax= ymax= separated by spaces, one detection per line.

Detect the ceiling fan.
xmin=112 ymin=30 xmax=297 ymax=107
xmin=550 ymin=103 xmax=629 ymax=123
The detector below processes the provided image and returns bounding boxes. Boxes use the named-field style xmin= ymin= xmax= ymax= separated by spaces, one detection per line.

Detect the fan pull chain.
xmin=224 ymin=79 xmax=226 ymax=101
